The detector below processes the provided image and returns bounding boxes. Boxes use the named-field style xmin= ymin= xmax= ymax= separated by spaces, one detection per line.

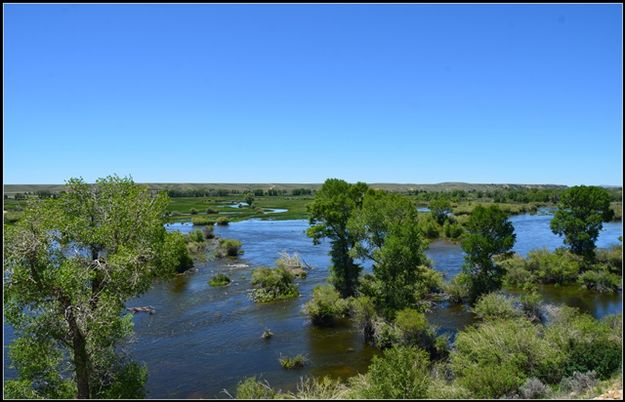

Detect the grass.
xmin=208 ymin=273 xmax=231 ymax=287
xmin=279 ymin=354 xmax=306 ymax=369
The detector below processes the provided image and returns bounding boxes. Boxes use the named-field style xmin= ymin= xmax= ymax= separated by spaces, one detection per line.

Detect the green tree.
xmin=3 ymin=176 xmax=181 ymax=398
xmin=307 ymin=179 xmax=369 ymax=297
xmin=244 ymin=191 xmax=255 ymax=207
xmin=550 ymin=185 xmax=614 ymax=260
xmin=348 ymin=191 xmax=431 ymax=315
xmin=461 ymin=205 xmax=516 ymax=302
xmin=429 ymin=197 xmax=452 ymax=225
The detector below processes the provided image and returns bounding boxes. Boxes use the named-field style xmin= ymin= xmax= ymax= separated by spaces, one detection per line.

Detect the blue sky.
xmin=4 ymin=4 xmax=623 ymax=185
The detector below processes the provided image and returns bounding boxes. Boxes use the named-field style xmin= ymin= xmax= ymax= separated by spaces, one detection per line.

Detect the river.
xmin=3 ymin=211 xmax=622 ymax=398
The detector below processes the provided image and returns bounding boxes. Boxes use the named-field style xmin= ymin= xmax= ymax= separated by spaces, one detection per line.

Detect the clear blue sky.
xmin=4 ymin=4 xmax=623 ymax=185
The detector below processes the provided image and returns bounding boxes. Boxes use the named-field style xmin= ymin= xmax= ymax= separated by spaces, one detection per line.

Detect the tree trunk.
xmin=73 ymin=331 xmax=91 ymax=399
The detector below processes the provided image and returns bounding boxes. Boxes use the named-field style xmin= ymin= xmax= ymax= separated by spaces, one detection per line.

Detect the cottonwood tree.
xmin=348 ymin=191 xmax=432 ymax=315
xmin=461 ymin=205 xmax=516 ymax=302
xmin=429 ymin=197 xmax=452 ymax=225
xmin=307 ymin=179 xmax=369 ymax=297
xmin=3 ymin=176 xmax=186 ymax=399
xmin=550 ymin=185 xmax=614 ymax=260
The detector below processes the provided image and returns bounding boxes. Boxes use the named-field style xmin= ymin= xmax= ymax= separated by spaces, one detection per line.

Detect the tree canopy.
xmin=3 ymin=175 xmax=185 ymax=399
xmin=550 ymin=185 xmax=614 ymax=260
xmin=307 ymin=179 xmax=369 ymax=297
xmin=461 ymin=205 xmax=516 ymax=302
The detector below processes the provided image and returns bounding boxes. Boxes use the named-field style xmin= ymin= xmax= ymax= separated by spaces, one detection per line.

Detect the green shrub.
xmin=162 ymin=231 xmax=194 ymax=273
xmin=517 ymin=377 xmax=550 ymax=399
xmin=595 ymin=245 xmax=622 ymax=274
xmin=202 ymin=225 xmax=214 ymax=239
xmin=578 ymin=269 xmax=621 ymax=293
xmin=419 ymin=214 xmax=440 ymax=239
xmin=363 ymin=346 xmax=430 ymax=399
xmin=235 ymin=377 xmax=276 ymax=399
xmin=289 ymin=376 xmax=349 ymax=399
xmin=452 ymin=318 xmax=565 ymax=397
xmin=472 ymin=292 xmax=520 ymax=321
xmin=279 ymin=354 xmax=306 ymax=369
xmin=519 ymin=291 xmax=542 ymax=322
xmin=190 ymin=208 xmax=198 ymax=215
xmin=208 ymin=273 xmax=231 ymax=287
xmin=545 ymin=309 xmax=621 ymax=380
xmin=187 ymin=229 xmax=205 ymax=243
xmin=217 ymin=239 xmax=242 ymax=258
xmin=216 ymin=216 xmax=230 ymax=226
xmin=526 ymin=248 xmax=581 ymax=284
xmin=302 ymin=285 xmax=350 ymax=326
xmin=445 ymin=273 xmax=471 ymax=304
xmin=206 ymin=208 xmax=218 ymax=214
xmin=249 ymin=267 xmax=298 ymax=303
xmin=443 ymin=221 xmax=464 ymax=240
xmin=351 ymin=296 xmax=376 ymax=343
xmin=371 ymin=319 xmax=400 ymax=349
xmin=500 ymin=255 xmax=535 ymax=288
xmin=191 ymin=215 xmax=214 ymax=226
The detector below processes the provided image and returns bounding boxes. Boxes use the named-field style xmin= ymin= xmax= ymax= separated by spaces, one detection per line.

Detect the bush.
xmin=351 ymin=296 xmax=376 ymax=343
xmin=500 ymin=255 xmax=535 ymax=288
xmin=518 ymin=377 xmax=549 ymax=399
xmin=187 ymin=229 xmax=205 ymax=243
xmin=302 ymin=285 xmax=350 ymax=326
xmin=162 ymin=231 xmax=194 ymax=273
xmin=472 ymin=293 xmax=520 ymax=321
xmin=190 ymin=208 xmax=198 ymax=215
xmin=578 ymin=269 xmax=621 ymax=293
xmin=235 ymin=377 xmax=276 ymax=399
xmin=419 ymin=215 xmax=440 ymax=239
xmin=394 ymin=308 xmax=438 ymax=354
xmin=249 ymin=267 xmax=298 ymax=303
xmin=363 ymin=346 xmax=430 ymax=399
xmin=519 ymin=292 xmax=542 ymax=322
xmin=202 ymin=225 xmax=214 ymax=239
xmin=191 ymin=216 xmax=214 ymax=226
xmin=445 ymin=273 xmax=471 ymax=304
xmin=452 ymin=318 xmax=565 ymax=398
xmin=206 ymin=208 xmax=218 ymax=214
xmin=217 ymin=239 xmax=242 ymax=258
xmin=279 ymin=354 xmax=306 ymax=369
xmin=208 ymin=273 xmax=231 ymax=287
xmin=559 ymin=371 xmax=598 ymax=394
xmin=275 ymin=251 xmax=307 ymax=278
xmin=216 ymin=216 xmax=230 ymax=226
xmin=443 ymin=221 xmax=464 ymax=240
xmin=289 ymin=376 xmax=349 ymax=399
xmin=595 ymin=245 xmax=623 ymax=274
xmin=526 ymin=248 xmax=581 ymax=284
xmin=545 ymin=309 xmax=621 ymax=380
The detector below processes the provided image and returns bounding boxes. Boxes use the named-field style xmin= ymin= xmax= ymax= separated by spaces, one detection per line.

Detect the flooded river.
xmin=3 ymin=212 xmax=622 ymax=398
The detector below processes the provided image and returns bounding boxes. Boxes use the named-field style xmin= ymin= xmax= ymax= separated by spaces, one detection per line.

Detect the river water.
xmin=3 ymin=212 xmax=622 ymax=398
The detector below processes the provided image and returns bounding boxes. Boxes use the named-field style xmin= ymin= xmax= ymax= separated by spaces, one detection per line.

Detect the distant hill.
xmin=3 ymin=182 xmax=581 ymax=195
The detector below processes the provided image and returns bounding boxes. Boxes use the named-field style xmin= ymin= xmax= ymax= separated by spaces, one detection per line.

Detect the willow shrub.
xmin=362 ymin=346 xmax=430 ymax=399
xmin=545 ymin=308 xmax=622 ymax=379
xmin=302 ymin=285 xmax=350 ymax=326
xmin=216 ymin=239 xmax=242 ymax=258
xmin=249 ymin=267 xmax=298 ymax=303
xmin=451 ymin=318 xmax=565 ymax=398
xmin=526 ymin=248 xmax=581 ymax=284
xmin=472 ymin=292 xmax=521 ymax=321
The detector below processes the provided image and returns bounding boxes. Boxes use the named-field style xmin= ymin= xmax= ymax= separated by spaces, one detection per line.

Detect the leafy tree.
xmin=429 ymin=197 xmax=452 ymax=225
xmin=550 ymin=185 xmax=614 ymax=260
xmin=3 ymin=176 xmax=181 ymax=398
xmin=244 ymin=192 xmax=255 ymax=207
xmin=307 ymin=179 xmax=369 ymax=297
xmin=461 ymin=205 xmax=516 ymax=302
xmin=348 ymin=191 xmax=431 ymax=315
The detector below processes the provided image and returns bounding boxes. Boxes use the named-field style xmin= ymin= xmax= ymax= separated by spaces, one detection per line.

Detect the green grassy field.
xmin=165 ymin=196 xmax=313 ymax=222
